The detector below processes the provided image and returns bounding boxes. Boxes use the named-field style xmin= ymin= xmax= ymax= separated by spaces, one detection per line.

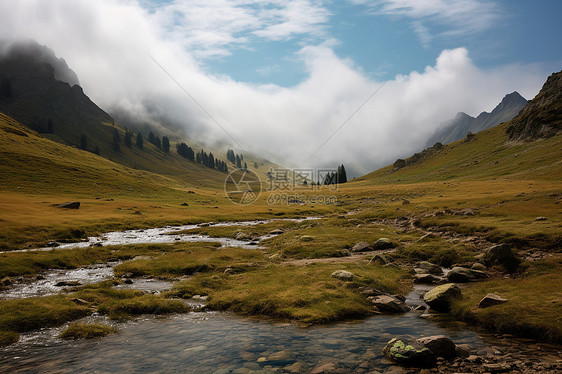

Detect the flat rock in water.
xmin=269 ymin=229 xmax=284 ymax=235
xmin=416 ymin=335 xmax=457 ymax=359
xmin=382 ymin=338 xmax=436 ymax=367
xmin=423 ymin=283 xmax=462 ymax=312
xmin=352 ymin=241 xmax=373 ymax=252
xmin=414 ymin=273 xmax=440 ymax=284
xmin=55 ymin=280 xmax=82 ymax=287
xmin=478 ymin=293 xmax=508 ymax=308
xmin=369 ymin=295 xmax=409 ymax=313
xmin=331 ymin=270 xmax=354 ymax=281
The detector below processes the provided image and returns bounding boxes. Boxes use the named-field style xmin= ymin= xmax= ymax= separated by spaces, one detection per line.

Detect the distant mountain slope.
xmin=507 ymin=71 xmax=562 ymax=141
xmin=0 ymin=40 xmax=114 ymax=149
xmin=357 ymin=72 xmax=562 ymax=184
xmin=426 ymin=92 xmax=528 ymax=147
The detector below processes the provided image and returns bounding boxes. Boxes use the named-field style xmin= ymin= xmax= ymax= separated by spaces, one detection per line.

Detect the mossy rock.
xmin=382 ymin=338 xmax=436 ymax=367
xmin=423 ymin=283 xmax=462 ymax=312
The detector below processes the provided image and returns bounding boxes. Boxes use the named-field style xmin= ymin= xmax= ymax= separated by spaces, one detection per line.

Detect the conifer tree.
xmin=136 ymin=133 xmax=143 ymax=149
xmin=112 ymin=129 xmax=121 ymax=152
xmin=162 ymin=136 xmax=170 ymax=153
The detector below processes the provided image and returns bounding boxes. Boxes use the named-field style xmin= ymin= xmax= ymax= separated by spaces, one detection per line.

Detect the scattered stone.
xmin=89 ymin=242 xmax=103 ymax=247
xmin=446 ymin=267 xmax=474 ymax=283
xmin=311 ymin=360 xmax=336 ymax=374
xmin=416 ymin=335 xmax=457 ymax=359
xmin=71 ymin=298 xmax=89 ymax=306
xmin=180 ymin=202 xmax=189 ymax=206
xmin=55 ymin=281 xmax=82 ymax=287
xmin=369 ymin=295 xmax=409 ymax=313
xmin=370 ymin=253 xmax=389 ymax=265
xmin=423 ymin=283 xmax=462 ymax=312
xmin=352 ymin=241 xmax=373 ymax=252
xmin=373 ymin=238 xmax=396 ymax=250
xmin=0 ymin=277 xmax=13 ymax=287
xmin=269 ymin=229 xmax=284 ymax=235
xmin=382 ymin=338 xmax=436 ymax=367
xmin=413 ymin=305 xmax=426 ymax=311
xmin=417 ymin=261 xmax=443 ymax=275
xmin=131 ymin=210 xmax=143 ymax=215
xmin=471 ymin=262 xmax=487 ymax=271
xmin=51 ymin=201 xmax=80 ymax=209
xmin=455 ymin=344 xmax=471 ymax=358
xmin=478 ymin=293 xmax=508 ymax=308
xmin=535 ymin=216 xmax=548 ymax=221
xmin=331 ymin=270 xmax=354 ymax=281
xmin=414 ymin=273 xmax=440 ymax=284
xmin=483 ymin=363 xmax=512 ymax=373
xmin=46 ymin=241 xmax=60 ymax=247
xmin=124 ymin=279 xmax=134 ymax=284
xmin=402 ymin=200 xmax=410 ymax=205
xmin=483 ymin=244 xmax=520 ymax=269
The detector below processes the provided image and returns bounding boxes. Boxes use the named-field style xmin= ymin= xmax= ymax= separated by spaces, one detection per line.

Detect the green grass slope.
xmin=356 ymin=121 xmax=562 ymax=184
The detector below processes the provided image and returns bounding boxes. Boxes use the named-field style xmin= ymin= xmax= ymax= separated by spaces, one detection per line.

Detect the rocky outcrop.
xmin=426 ymin=92 xmax=528 ymax=147
xmin=506 ymin=71 xmax=562 ymax=141
xmin=392 ymin=142 xmax=444 ymax=172
xmin=423 ymin=283 xmax=462 ymax=312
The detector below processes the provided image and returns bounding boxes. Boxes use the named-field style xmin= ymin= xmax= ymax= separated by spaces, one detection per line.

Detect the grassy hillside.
xmin=356 ymin=121 xmax=562 ymax=184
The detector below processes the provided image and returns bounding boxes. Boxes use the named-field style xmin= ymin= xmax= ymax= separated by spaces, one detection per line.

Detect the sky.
xmin=0 ymin=0 xmax=561 ymax=176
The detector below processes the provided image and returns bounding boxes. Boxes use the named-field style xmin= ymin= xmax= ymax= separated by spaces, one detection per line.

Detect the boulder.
xmin=423 ymin=283 xmax=462 ymax=312
xmin=483 ymin=244 xmax=520 ymax=270
xmin=373 ymin=238 xmax=396 ymax=250
xmin=417 ymin=261 xmax=443 ymax=275
xmin=352 ymin=241 xmax=373 ymax=252
xmin=413 ymin=273 xmax=440 ymax=284
xmin=471 ymin=262 xmax=487 ymax=271
xmin=416 ymin=335 xmax=457 ymax=359
xmin=478 ymin=293 xmax=508 ymax=308
xmin=447 ymin=267 xmax=489 ymax=283
xmin=369 ymin=295 xmax=409 ymax=313
xmin=370 ymin=253 xmax=389 ymax=265
xmin=382 ymin=338 xmax=436 ymax=367
xmin=331 ymin=270 xmax=354 ymax=281
xmin=51 ymin=201 xmax=80 ymax=209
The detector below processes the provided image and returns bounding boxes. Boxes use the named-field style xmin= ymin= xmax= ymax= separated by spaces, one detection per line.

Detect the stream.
xmin=1 ymin=218 xmax=561 ymax=373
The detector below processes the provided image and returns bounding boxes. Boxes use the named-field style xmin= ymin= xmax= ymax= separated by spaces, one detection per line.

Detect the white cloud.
xmin=0 ymin=0 xmax=549 ymax=177
xmin=352 ymin=0 xmax=503 ymax=46
xmin=146 ymin=0 xmax=330 ymax=59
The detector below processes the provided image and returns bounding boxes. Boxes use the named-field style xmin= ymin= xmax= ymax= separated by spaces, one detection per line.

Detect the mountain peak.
xmin=507 ymin=70 xmax=562 ymax=141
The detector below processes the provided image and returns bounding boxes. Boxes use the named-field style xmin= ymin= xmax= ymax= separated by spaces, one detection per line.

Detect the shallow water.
xmin=0 ymin=262 xmax=119 ymax=299
xmin=0 ymin=217 xmax=319 ymax=254
xmin=0 ymin=311 xmax=489 ymax=374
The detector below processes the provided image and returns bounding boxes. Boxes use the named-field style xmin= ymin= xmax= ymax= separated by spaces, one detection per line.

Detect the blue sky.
xmin=1 ymin=0 xmax=560 ymax=174
xmin=144 ymin=0 xmax=562 ymax=87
